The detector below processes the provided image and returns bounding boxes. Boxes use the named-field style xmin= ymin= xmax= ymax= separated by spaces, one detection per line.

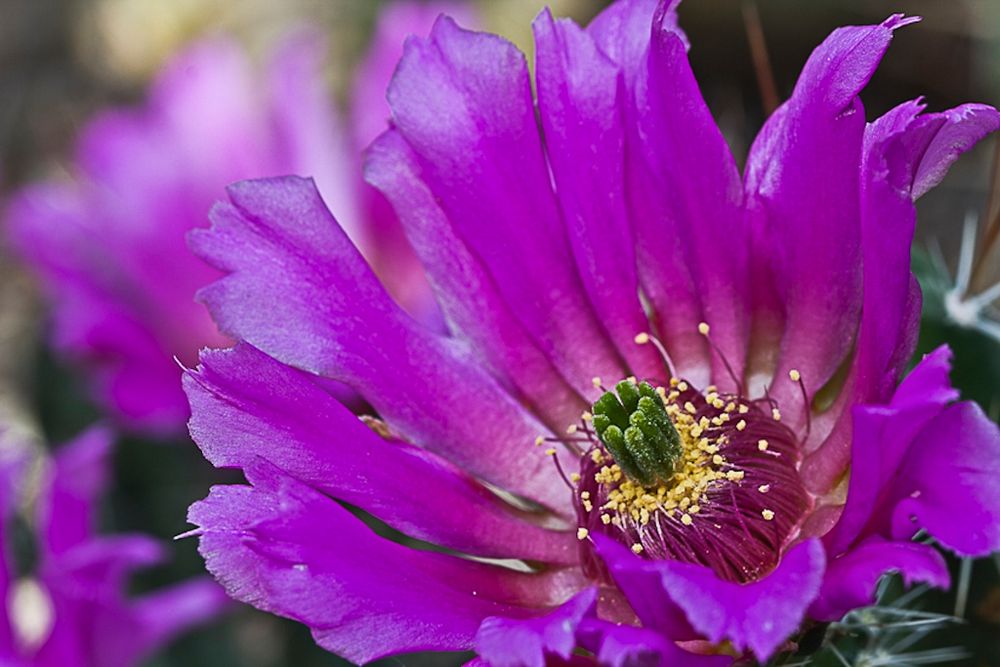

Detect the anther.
xmin=696 ymin=322 xmax=743 ymax=393
xmin=761 ymin=509 xmax=775 ymax=521
xmin=635 ymin=331 xmax=676 ymax=377
xmin=790 ymin=368 xmax=812 ymax=438
xmin=631 ymin=543 xmax=644 ymax=554
xmin=577 ymin=528 xmax=590 ymax=540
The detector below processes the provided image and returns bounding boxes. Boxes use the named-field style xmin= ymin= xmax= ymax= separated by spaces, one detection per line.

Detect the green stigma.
xmin=591 ymin=380 xmax=683 ymax=487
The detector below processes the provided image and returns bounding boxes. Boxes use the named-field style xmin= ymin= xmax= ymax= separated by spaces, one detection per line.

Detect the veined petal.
xmin=189 ymin=463 xmax=584 ymax=664
xmin=475 ymin=589 xmax=597 ymax=667
xmin=366 ymin=130 xmax=587 ymax=430
xmin=660 ymin=540 xmax=825 ymax=661
xmin=186 ymin=344 xmax=577 ymax=564
xmin=387 ymin=16 xmax=625 ymax=394
xmin=587 ymin=0 xmax=671 ymax=77
xmin=533 ymin=9 xmax=663 ymax=382
xmin=746 ymin=16 xmax=917 ymax=428
xmin=803 ymin=101 xmax=1000 ymax=491
xmin=190 ymin=176 xmax=567 ymax=511
xmin=592 ymin=536 xmax=696 ymax=641
xmin=577 ymin=620 xmax=733 ymax=667
xmin=351 ymin=1 xmax=476 ymax=153
xmin=890 ymin=400 xmax=1000 ymax=557
xmin=595 ymin=535 xmax=825 ymax=662
xmin=811 ymin=539 xmax=948 ymax=622
xmin=625 ymin=2 xmax=748 ymax=388
xmin=823 ymin=347 xmax=958 ymax=554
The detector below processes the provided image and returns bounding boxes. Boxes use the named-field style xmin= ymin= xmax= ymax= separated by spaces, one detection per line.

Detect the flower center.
xmin=573 ymin=377 xmax=809 ymax=583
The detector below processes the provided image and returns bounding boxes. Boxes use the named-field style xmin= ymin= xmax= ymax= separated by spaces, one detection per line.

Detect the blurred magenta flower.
xmin=4 ymin=3 xmax=459 ymax=435
xmin=182 ymin=0 xmax=1000 ymax=664
xmin=0 ymin=428 xmax=227 ymax=665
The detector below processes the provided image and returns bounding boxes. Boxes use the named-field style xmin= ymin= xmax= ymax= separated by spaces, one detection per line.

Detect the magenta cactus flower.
xmin=4 ymin=3 xmax=462 ymax=435
xmin=0 ymin=428 xmax=227 ymax=666
xmin=183 ymin=1 xmax=1000 ymax=664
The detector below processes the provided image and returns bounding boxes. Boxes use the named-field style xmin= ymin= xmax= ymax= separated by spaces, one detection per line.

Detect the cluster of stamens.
xmin=542 ymin=326 xmax=810 ymax=583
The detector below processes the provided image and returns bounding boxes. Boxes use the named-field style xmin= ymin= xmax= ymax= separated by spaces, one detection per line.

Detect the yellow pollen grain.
xmin=726 ymin=470 xmax=745 ymax=481
xmin=739 ymin=404 xmax=749 ymax=414
xmin=591 ymin=450 xmax=605 ymax=464
xmin=680 ymin=513 xmax=693 ymax=526
xmin=761 ymin=509 xmax=775 ymax=521
xmin=631 ymin=544 xmax=644 ymax=554
xmin=669 ymin=378 xmax=680 ymax=387
xmin=601 ymin=514 xmax=611 ymax=525
xmin=736 ymin=420 xmax=747 ymax=431
xmin=758 ymin=440 xmax=769 ymax=451
xmin=581 ymin=412 xmax=593 ymax=422
xmin=772 ymin=408 xmax=782 ymax=421
xmin=545 ymin=448 xmax=557 ymax=456
xmin=570 ymin=473 xmax=581 ymax=483
xmin=677 ymin=381 xmax=689 ymax=392
xmin=592 ymin=377 xmax=603 ymax=388
xmin=577 ymin=528 xmax=590 ymax=540
xmin=634 ymin=332 xmax=650 ymax=345
xmin=789 ymin=369 xmax=801 ymax=382
xmin=712 ymin=398 xmax=725 ymax=409
xmin=566 ymin=424 xmax=578 ymax=435
xmin=690 ymin=505 xmax=700 ymax=514
xmin=712 ymin=454 xmax=724 ymax=465
xmin=583 ymin=500 xmax=593 ymax=512
xmin=535 ymin=436 xmax=545 ymax=446
xmin=725 ymin=402 xmax=736 ymax=412
xmin=758 ymin=484 xmax=771 ymax=493
xmin=698 ymin=322 xmax=710 ymax=336
xmin=685 ymin=402 xmax=697 ymax=414
xmin=581 ymin=491 xmax=590 ymax=500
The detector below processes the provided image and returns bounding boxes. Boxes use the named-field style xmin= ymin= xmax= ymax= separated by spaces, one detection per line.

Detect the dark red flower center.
xmin=573 ymin=376 xmax=809 ymax=583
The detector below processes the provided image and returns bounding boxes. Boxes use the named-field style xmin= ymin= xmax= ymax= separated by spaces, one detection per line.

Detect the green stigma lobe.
xmin=591 ymin=380 xmax=682 ymax=486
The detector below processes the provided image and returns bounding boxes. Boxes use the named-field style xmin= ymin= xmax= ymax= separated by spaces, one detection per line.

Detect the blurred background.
xmin=1 ymin=0 xmax=998 ymax=665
